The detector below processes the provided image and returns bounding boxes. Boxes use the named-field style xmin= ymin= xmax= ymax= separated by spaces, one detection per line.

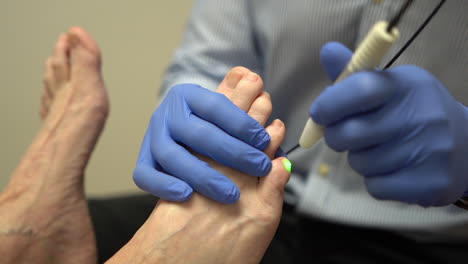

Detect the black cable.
xmin=384 ymin=0 xmax=446 ymax=69
xmin=285 ymin=144 xmax=300 ymax=155
xmin=285 ymin=0 xmax=447 ymax=155
xmin=387 ymin=0 xmax=415 ymax=32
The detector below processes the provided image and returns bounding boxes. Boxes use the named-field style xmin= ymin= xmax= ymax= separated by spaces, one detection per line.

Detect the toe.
xmin=231 ymin=71 xmax=264 ymax=111
xmin=248 ymin=91 xmax=272 ymax=127
xmin=258 ymin=157 xmax=291 ymax=209
xmin=40 ymin=87 xmax=51 ymax=119
xmin=68 ymin=27 xmax=101 ymax=58
xmin=51 ymin=34 xmax=71 ymax=85
xmin=68 ymin=29 xmax=102 ymax=77
xmin=216 ymin=66 xmax=250 ymax=99
xmin=264 ymin=119 xmax=286 ymax=159
xmin=257 ymin=120 xmax=289 ymax=207
xmin=42 ymin=57 xmax=56 ymax=99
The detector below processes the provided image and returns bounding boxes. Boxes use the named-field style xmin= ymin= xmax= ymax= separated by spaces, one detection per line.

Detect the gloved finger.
xmin=135 ymin=127 xmax=155 ymax=166
xmin=320 ymin=42 xmax=353 ymax=81
xmin=152 ymin=137 xmax=241 ymax=204
xmin=133 ymin=128 xmax=194 ymax=201
xmin=348 ymin=138 xmax=415 ymax=177
xmin=348 ymin=125 xmax=452 ymax=177
xmin=323 ymin=102 xmax=401 ymax=151
xmin=181 ymin=84 xmax=271 ymax=150
xmin=171 ymin=114 xmax=272 ymax=177
xmin=310 ymin=71 xmax=395 ymax=126
xmin=133 ymin=164 xmax=194 ymax=202
xmin=365 ymin=160 xmax=458 ymax=207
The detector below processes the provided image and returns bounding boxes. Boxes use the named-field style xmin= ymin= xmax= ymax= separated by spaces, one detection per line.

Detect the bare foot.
xmin=0 ymin=27 xmax=108 ymax=264
xmin=108 ymin=67 xmax=290 ymax=264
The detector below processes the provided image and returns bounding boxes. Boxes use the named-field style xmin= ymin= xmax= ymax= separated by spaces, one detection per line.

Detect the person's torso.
xmin=249 ymin=0 xmax=468 ymax=234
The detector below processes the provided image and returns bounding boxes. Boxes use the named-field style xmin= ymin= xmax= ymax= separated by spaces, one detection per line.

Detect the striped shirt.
xmin=160 ymin=0 xmax=468 ymax=238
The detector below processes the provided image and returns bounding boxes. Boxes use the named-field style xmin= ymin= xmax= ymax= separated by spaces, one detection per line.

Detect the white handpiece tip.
xmin=298 ymin=21 xmax=399 ymax=150
xmin=299 ymin=118 xmax=324 ymax=148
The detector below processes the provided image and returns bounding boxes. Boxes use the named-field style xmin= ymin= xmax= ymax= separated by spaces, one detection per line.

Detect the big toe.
xmin=68 ymin=27 xmax=100 ymax=57
xmin=216 ymin=66 xmax=249 ymax=98
xmin=68 ymin=27 xmax=101 ymax=70
xmin=231 ymin=70 xmax=264 ymax=112
xmin=216 ymin=66 xmax=264 ymax=112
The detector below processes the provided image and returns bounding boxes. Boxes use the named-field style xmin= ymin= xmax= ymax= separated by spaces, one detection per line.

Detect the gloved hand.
xmin=133 ymin=83 xmax=272 ymax=204
xmin=310 ymin=42 xmax=468 ymax=207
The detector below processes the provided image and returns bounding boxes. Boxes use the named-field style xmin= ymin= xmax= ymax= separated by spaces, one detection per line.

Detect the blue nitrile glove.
xmin=133 ymin=83 xmax=272 ymax=204
xmin=310 ymin=42 xmax=468 ymax=207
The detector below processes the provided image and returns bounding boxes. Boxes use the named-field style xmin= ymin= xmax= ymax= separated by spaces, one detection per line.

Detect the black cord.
xmin=384 ymin=0 xmax=447 ymax=69
xmin=387 ymin=0 xmax=415 ymax=32
xmin=285 ymin=144 xmax=300 ymax=155
xmin=285 ymin=0 xmax=447 ymax=156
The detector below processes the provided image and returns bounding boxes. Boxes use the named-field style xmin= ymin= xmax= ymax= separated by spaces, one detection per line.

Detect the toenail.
xmin=246 ymin=72 xmax=259 ymax=82
xmin=282 ymin=158 xmax=292 ymax=173
xmin=272 ymin=119 xmax=283 ymax=127
xmin=232 ymin=70 xmax=244 ymax=77
xmin=228 ymin=70 xmax=244 ymax=81
xmin=67 ymin=33 xmax=80 ymax=48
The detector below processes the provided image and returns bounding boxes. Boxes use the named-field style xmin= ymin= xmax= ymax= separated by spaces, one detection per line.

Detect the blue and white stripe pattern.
xmin=160 ymin=0 xmax=468 ymax=237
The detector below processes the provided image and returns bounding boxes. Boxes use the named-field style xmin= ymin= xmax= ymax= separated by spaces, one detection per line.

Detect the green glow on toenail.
xmin=282 ymin=158 xmax=292 ymax=173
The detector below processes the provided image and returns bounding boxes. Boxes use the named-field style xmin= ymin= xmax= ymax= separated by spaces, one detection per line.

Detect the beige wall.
xmin=0 ymin=1 xmax=193 ymax=197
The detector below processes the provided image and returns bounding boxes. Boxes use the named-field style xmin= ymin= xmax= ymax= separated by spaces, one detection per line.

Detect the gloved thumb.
xmin=320 ymin=42 xmax=353 ymax=81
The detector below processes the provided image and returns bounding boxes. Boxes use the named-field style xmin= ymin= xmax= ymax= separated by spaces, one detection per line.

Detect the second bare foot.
xmin=0 ymin=27 xmax=108 ymax=264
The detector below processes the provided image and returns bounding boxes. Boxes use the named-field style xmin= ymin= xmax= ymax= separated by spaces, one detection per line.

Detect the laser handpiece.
xmin=293 ymin=0 xmax=414 ymax=152
xmin=298 ymin=21 xmax=400 ymax=148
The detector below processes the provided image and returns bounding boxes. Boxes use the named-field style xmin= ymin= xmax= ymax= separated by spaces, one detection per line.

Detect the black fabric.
xmin=88 ymin=194 xmax=158 ymax=263
xmin=88 ymin=194 xmax=468 ymax=264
